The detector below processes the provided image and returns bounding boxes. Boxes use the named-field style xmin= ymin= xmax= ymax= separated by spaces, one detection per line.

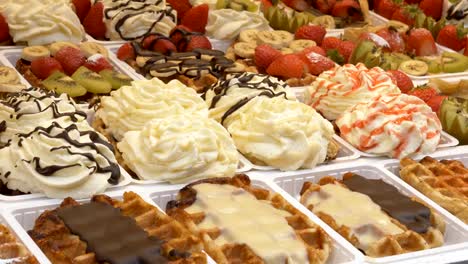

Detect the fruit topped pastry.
xmin=79 ymin=0 xmax=177 ymax=41
xmin=0 ymin=0 xmax=85 ymax=46
xmin=16 ymin=42 xmax=132 ymax=102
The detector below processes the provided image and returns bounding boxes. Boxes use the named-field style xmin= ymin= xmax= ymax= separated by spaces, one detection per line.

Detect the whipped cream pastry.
xmin=96 ymin=78 xmax=208 ymax=141
xmin=306 ymin=63 xmax=401 ymax=120
xmin=98 ymin=0 xmax=176 ymax=40
xmin=204 ymin=73 xmax=334 ymax=170
xmin=336 ymin=93 xmax=442 ymax=158
xmin=185 ymin=183 xmax=309 ymax=263
xmin=0 ymin=88 xmax=87 ymax=144
xmin=0 ymin=0 xmax=85 ymax=45
xmin=0 ymin=122 xmax=120 ymax=198
xmin=117 ymin=114 xmax=238 ymax=183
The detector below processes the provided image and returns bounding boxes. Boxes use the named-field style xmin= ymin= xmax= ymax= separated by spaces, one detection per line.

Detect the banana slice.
xmin=0 ymin=66 xmax=20 ymax=84
xmin=21 ymin=46 xmax=50 ymax=62
xmin=0 ymin=83 xmax=26 ymax=94
xmin=80 ymin=42 xmax=109 ymax=58
xmin=275 ymin=30 xmax=294 ymax=47
xmin=48 ymin=42 xmax=79 ymax=56
xmin=289 ymin=40 xmax=316 ymax=52
xmin=313 ymin=15 xmax=336 ymax=29
xmin=281 ymin=47 xmax=294 ymax=54
xmin=399 ymin=60 xmax=429 ymax=76
xmin=256 ymin=31 xmax=285 ymax=49
xmin=238 ymin=29 xmax=259 ymax=43
xmin=233 ymin=42 xmax=257 ymax=58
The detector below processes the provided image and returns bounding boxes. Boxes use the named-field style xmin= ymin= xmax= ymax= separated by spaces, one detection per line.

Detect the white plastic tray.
xmin=251 ymin=162 xmax=468 ymax=264
xmin=141 ymin=178 xmax=361 ymax=264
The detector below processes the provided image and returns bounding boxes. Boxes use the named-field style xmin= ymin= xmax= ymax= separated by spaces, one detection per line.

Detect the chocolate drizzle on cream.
xmin=16 ymin=122 xmax=120 ymax=184
xmin=204 ymin=73 xmax=289 ymax=125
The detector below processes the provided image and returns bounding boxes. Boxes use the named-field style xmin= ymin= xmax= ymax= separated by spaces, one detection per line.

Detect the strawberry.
xmin=142 ymin=35 xmax=160 ymax=50
xmin=267 ymin=54 xmax=305 ymax=78
xmin=300 ymin=52 xmax=336 ymax=75
xmin=387 ymin=70 xmax=414 ymax=93
xmin=337 ymin=40 xmax=356 ymax=63
xmin=0 ymin=14 xmax=10 ymax=43
xmin=405 ymin=0 xmax=421 ymax=4
xmin=315 ymin=0 xmax=336 ymax=14
xmin=375 ymin=0 xmax=399 ymax=19
xmin=72 ymin=0 xmax=91 ymax=22
xmin=54 ymin=46 xmax=86 ymax=75
xmin=83 ymin=54 xmax=113 ymax=73
xmin=300 ymin=46 xmax=327 ymax=57
xmin=83 ymin=2 xmax=106 ymax=40
xmin=295 ymin=25 xmax=326 ymax=45
xmin=321 ymin=36 xmax=342 ymax=51
xmin=152 ymin=38 xmax=177 ymax=54
xmin=391 ymin=5 xmax=417 ymax=27
xmin=281 ymin=0 xmax=310 ymax=11
xmin=166 ymin=0 xmax=192 ymax=20
xmin=426 ymin=95 xmax=447 ymax=113
xmin=170 ymin=25 xmax=192 ymax=49
xmin=181 ymin=4 xmax=209 ymax=34
xmin=254 ymin=44 xmax=282 ymax=69
xmin=407 ymin=28 xmax=437 ymax=56
xmin=407 ymin=86 xmax=437 ymax=102
xmin=31 ymin=57 xmax=64 ymax=80
xmin=117 ymin=43 xmax=136 ymax=61
xmin=376 ymin=27 xmax=405 ymax=52
xmin=464 ymin=41 xmax=468 ymax=56
xmin=436 ymin=24 xmax=467 ymax=51
xmin=331 ymin=0 xmax=363 ymax=20
xmin=419 ymin=0 xmax=443 ymax=20
xmin=185 ymin=35 xmax=212 ymax=51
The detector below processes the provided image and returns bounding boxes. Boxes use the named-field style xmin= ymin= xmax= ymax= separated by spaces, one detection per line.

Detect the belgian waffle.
xmin=0 ymin=224 xmax=38 ymax=263
xmin=28 ymin=192 xmax=206 ymax=264
xmin=166 ymin=174 xmax=332 ymax=264
xmin=400 ymin=156 xmax=468 ymax=224
xmin=300 ymin=176 xmax=445 ymax=257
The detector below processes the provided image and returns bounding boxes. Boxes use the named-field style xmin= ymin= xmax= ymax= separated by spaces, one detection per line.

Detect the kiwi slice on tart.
xmin=42 ymin=71 xmax=87 ymax=97
xmin=99 ymin=69 xmax=132 ymax=90
xmin=71 ymin=66 xmax=112 ymax=94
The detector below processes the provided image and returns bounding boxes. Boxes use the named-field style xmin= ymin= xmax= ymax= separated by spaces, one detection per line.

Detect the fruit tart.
xmin=0 ymin=224 xmax=38 ymax=263
xmin=300 ymin=173 xmax=445 ymax=257
xmin=16 ymin=42 xmax=132 ymax=103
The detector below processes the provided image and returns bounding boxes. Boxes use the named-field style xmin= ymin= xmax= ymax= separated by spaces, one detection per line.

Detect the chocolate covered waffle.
xmin=400 ymin=157 xmax=468 ymax=224
xmin=166 ymin=175 xmax=332 ymax=264
xmin=300 ymin=173 xmax=445 ymax=257
xmin=28 ymin=192 xmax=206 ymax=264
xmin=0 ymin=224 xmax=38 ymax=263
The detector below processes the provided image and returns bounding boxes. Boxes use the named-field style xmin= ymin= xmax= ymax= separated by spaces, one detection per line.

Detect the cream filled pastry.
xmin=0 ymin=88 xmax=87 ymax=145
xmin=0 ymin=0 xmax=85 ymax=45
xmin=98 ymin=0 xmax=176 ymax=40
xmin=306 ymin=63 xmax=401 ymax=121
xmin=205 ymin=9 xmax=271 ymax=41
xmin=0 ymin=122 xmax=120 ymax=198
xmin=336 ymin=93 xmax=442 ymax=159
xmin=117 ymin=113 xmax=238 ymax=183
xmin=96 ymin=78 xmax=208 ymax=141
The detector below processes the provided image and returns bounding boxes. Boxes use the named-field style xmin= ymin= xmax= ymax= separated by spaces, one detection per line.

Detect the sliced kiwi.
xmin=441 ymin=52 xmax=468 ymax=73
xmin=439 ymin=97 xmax=468 ymax=144
xmin=350 ymin=41 xmax=381 ymax=67
xmin=42 ymin=71 xmax=87 ymax=97
xmin=71 ymin=66 xmax=112 ymax=94
xmin=99 ymin=69 xmax=132 ymax=90
xmin=416 ymin=56 xmax=442 ymax=73
xmin=263 ymin=6 xmax=313 ymax=32
xmin=380 ymin=53 xmax=400 ymax=70
xmin=217 ymin=0 xmax=258 ymax=12
xmin=399 ymin=60 xmax=429 ymax=76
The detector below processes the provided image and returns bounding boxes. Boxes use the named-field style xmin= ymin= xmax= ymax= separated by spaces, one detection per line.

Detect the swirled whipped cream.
xmin=204 ymin=72 xmax=295 ymax=123
xmin=206 ymin=9 xmax=271 ymax=41
xmin=117 ymin=114 xmax=238 ymax=183
xmin=224 ymin=97 xmax=335 ymax=170
xmin=306 ymin=63 xmax=401 ymax=121
xmin=0 ymin=122 xmax=120 ymax=198
xmin=0 ymin=88 xmax=87 ymax=144
xmin=336 ymin=93 xmax=442 ymax=159
xmin=0 ymin=0 xmax=85 ymax=45
xmin=100 ymin=0 xmax=177 ymax=40
xmin=96 ymin=78 xmax=208 ymax=141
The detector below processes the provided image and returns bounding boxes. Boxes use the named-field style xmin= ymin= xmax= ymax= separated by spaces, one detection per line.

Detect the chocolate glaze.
xmin=16 ymin=122 xmax=120 ymax=184
xmin=0 ymin=120 xmax=5 ymax=133
xmin=342 ymin=173 xmax=431 ymax=233
xmin=57 ymin=202 xmax=170 ymax=264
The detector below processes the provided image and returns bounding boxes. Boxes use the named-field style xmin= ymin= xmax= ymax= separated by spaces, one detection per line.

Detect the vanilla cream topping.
xmin=302 ymin=183 xmax=404 ymax=250
xmin=186 ymin=183 xmax=309 ymax=263
xmin=336 ymin=93 xmax=442 ymax=158
xmin=117 ymin=114 xmax=238 ymax=183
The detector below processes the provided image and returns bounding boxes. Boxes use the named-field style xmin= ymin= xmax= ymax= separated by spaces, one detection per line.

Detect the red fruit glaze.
xmin=254 ymin=44 xmax=282 ymax=69
xmin=83 ymin=2 xmax=106 ymax=40
xmin=181 ymin=4 xmax=209 ymax=34
xmin=295 ymin=25 xmax=326 ymax=45
xmin=54 ymin=46 xmax=87 ymax=75
xmin=31 ymin=57 xmax=64 ymax=80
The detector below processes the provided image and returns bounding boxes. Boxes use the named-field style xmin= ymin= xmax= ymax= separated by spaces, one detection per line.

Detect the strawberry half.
xmin=387 ymin=70 xmax=414 ymax=93
xmin=254 ymin=44 xmax=282 ymax=70
xmin=181 ymin=4 xmax=209 ymax=34
xmin=337 ymin=40 xmax=356 ymax=63
xmin=426 ymin=95 xmax=447 ymax=114
xmin=376 ymin=27 xmax=406 ymax=52
xmin=391 ymin=5 xmax=418 ymax=27
xmin=407 ymin=28 xmax=437 ymax=56
xmin=83 ymin=2 xmax=107 ymax=40
xmin=321 ymin=36 xmax=342 ymax=51
xmin=0 ymin=13 xmax=10 ymax=43
xmin=407 ymin=85 xmax=438 ymax=102
xmin=31 ymin=57 xmax=64 ymax=80
xmin=267 ymin=54 xmax=305 ymax=79
xmin=300 ymin=52 xmax=336 ymax=75
xmin=83 ymin=54 xmax=113 ymax=73
xmin=185 ymin=35 xmax=212 ymax=51
xmin=72 ymin=0 xmax=91 ymax=22
xmin=55 ymin=46 xmax=87 ymax=75
xmin=295 ymin=25 xmax=326 ymax=45
xmin=299 ymin=46 xmax=327 ymax=57
xmin=375 ymin=0 xmax=399 ymax=19
xmin=167 ymin=0 xmax=192 ymax=20
xmin=117 ymin=43 xmax=136 ymax=61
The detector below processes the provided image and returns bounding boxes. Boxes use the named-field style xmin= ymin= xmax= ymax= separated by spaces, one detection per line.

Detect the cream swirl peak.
xmin=0 ymin=122 xmax=120 ymax=198
xmin=99 ymin=0 xmax=176 ymax=40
